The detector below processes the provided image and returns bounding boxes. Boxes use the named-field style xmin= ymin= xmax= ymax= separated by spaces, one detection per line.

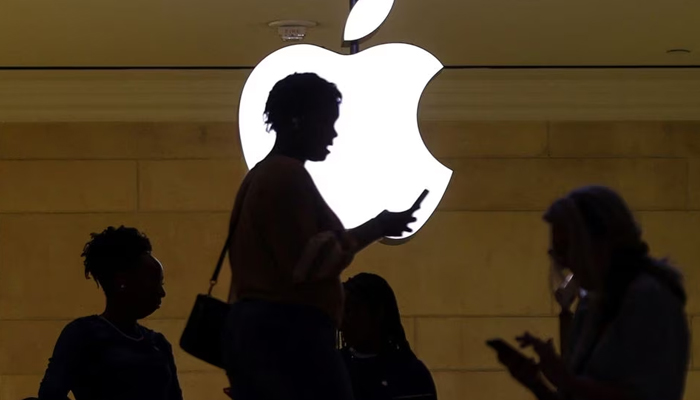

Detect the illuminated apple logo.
xmin=238 ymin=0 xmax=452 ymax=242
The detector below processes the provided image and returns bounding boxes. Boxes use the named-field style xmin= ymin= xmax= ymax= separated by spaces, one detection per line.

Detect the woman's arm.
xmin=264 ymin=165 xmax=416 ymax=283
xmin=345 ymin=217 xmax=383 ymax=254
xmin=558 ymin=376 xmax=633 ymax=400
xmin=38 ymin=322 xmax=84 ymax=400
xmin=518 ymin=333 xmax=636 ymax=400
xmin=497 ymin=351 xmax=560 ymax=400
xmin=558 ymin=309 xmax=573 ymax=359
xmin=529 ymin=380 xmax=560 ymax=400
xmin=295 ymin=208 xmax=418 ymax=282
xmin=514 ymin=377 xmax=629 ymax=400
xmin=260 ymin=168 xmax=353 ymax=284
xmin=157 ymin=335 xmax=184 ymax=400
xmin=346 ymin=208 xmax=419 ymax=253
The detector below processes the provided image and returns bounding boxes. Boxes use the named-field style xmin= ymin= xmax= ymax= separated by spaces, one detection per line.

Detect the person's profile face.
xmin=548 ymin=222 xmax=568 ymax=270
xmin=120 ymin=253 xmax=166 ymax=320
xmin=303 ymin=102 xmax=339 ymax=162
xmin=549 ymin=222 xmax=602 ymax=290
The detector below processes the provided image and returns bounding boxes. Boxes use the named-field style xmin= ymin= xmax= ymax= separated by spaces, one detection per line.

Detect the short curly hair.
xmin=264 ymin=72 xmax=342 ymax=134
xmin=82 ymin=226 xmax=152 ymax=291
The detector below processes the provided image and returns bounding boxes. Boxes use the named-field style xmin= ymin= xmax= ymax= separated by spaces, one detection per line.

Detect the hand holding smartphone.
xmin=410 ymin=189 xmax=429 ymax=212
xmin=486 ymin=338 xmax=530 ymax=365
xmin=377 ymin=189 xmax=429 ymax=245
xmin=487 ymin=338 xmax=542 ymax=389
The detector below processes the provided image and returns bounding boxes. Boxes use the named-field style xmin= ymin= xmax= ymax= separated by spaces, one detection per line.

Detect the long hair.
xmin=544 ymin=186 xmax=686 ymax=324
xmin=340 ymin=273 xmax=413 ymax=355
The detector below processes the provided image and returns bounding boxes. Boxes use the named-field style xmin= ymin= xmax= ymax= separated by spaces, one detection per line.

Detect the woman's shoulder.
xmin=138 ymin=325 xmax=173 ymax=349
xmin=61 ymin=315 xmax=102 ymax=335
xmin=52 ymin=316 xmax=104 ymax=349
xmin=253 ymin=155 xmax=309 ymax=183
xmin=387 ymin=352 xmax=437 ymax=395
xmin=61 ymin=317 xmax=168 ymax=342
xmin=387 ymin=350 xmax=433 ymax=377
xmin=628 ymin=271 xmax=683 ymax=305
xmin=246 ymin=155 xmax=317 ymax=201
xmin=255 ymin=154 xmax=304 ymax=170
xmin=621 ymin=272 xmax=687 ymax=325
xmin=630 ymin=272 xmax=663 ymax=292
xmin=405 ymin=355 xmax=433 ymax=376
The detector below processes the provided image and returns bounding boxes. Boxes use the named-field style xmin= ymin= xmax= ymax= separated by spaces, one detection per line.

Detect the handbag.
xmin=180 ymin=232 xmax=231 ymax=369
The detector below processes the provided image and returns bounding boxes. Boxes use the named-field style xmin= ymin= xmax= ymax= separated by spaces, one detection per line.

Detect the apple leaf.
xmin=343 ymin=0 xmax=395 ymax=42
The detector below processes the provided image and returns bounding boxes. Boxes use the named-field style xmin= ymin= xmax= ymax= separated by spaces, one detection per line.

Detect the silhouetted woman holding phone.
xmin=223 ymin=73 xmax=425 ymax=400
xmin=493 ymin=186 xmax=689 ymax=400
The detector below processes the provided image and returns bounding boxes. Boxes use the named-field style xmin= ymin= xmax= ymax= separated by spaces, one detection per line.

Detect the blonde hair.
xmin=545 ymin=194 xmax=598 ymax=287
xmin=544 ymin=186 xmax=685 ymax=321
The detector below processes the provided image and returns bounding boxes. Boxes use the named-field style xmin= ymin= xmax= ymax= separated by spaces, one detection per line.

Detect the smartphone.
xmin=411 ymin=189 xmax=429 ymax=211
xmin=486 ymin=338 xmax=526 ymax=362
xmin=555 ymin=273 xmax=578 ymax=310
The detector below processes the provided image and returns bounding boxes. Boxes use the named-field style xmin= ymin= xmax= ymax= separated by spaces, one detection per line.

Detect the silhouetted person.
xmin=494 ymin=186 xmax=689 ymax=400
xmin=224 ymin=73 xmax=422 ymax=400
xmin=341 ymin=273 xmax=437 ymax=400
xmin=38 ymin=226 xmax=182 ymax=400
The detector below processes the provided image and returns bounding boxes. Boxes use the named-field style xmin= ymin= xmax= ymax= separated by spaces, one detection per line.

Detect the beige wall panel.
xmin=441 ymin=158 xmax=687 ymax=211
xmin=0 ymin=161 xmax=137 ymax=213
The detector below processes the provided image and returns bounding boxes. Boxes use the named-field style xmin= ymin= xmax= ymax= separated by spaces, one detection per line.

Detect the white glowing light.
xmin=238 ymin=4 xmax=452 ymax=242
xmin=343 ymin=0 xmax=395 ymax=42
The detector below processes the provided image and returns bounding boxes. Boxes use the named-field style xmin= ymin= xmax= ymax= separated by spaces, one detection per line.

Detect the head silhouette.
xmin=83 ymin=226 xmax=165 ymax=321
xmin=545 ymin=186 xmax=648 ymax=290
xmin=341 ymin=273 xmax=411 ymax=355
xmin=265 ymin=72 xmax=342 ymax=162
xmin=544 ymin=186 xmax=685 ymax=319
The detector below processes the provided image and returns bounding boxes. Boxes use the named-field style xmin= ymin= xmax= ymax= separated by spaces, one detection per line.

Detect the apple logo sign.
xmin=238 ymin=0 xmax=452 ymax=243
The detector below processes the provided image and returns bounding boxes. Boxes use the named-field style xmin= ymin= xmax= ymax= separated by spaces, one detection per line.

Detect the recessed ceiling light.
xmin=666 ymin=49 xmax=691 ymax=54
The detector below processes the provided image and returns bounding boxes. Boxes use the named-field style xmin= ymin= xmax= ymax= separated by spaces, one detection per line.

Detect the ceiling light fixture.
xmin=268 ymin=20 xmax=318 ymax=42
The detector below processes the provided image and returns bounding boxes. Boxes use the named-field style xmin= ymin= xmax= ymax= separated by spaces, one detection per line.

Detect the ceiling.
xmin=0 ymin=0 xmax=698 ymax=67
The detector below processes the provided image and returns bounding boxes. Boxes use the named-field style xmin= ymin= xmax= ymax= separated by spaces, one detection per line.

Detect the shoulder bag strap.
xmin=207 ymin=175 xmax=251 ymax=296
xmin=207 ymin=232 xmax=231 ymax=296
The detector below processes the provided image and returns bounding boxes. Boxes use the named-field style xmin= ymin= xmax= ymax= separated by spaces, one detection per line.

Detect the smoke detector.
xmin=268 ymin=20 xmax=318 ymax=42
